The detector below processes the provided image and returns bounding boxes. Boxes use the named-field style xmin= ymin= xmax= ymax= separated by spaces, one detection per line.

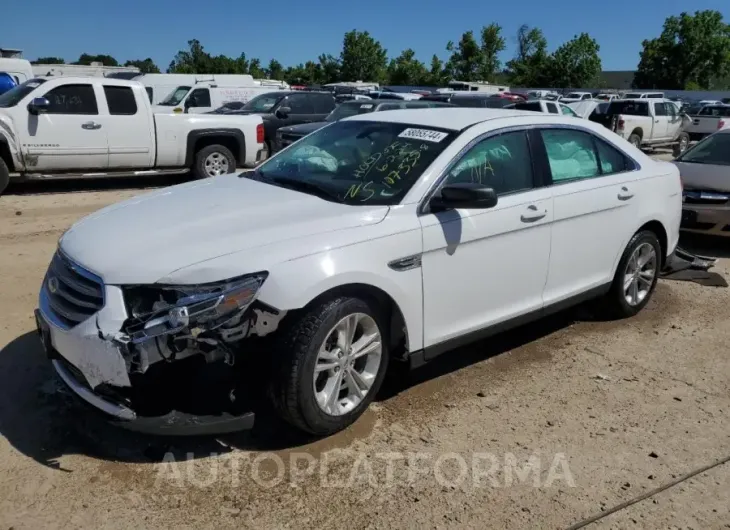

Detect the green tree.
xmin=445 ymin=31 xmax=481 ymax=81
xmin=633 ymin=10 xmax=730 ymax=90
xmin=387 ymin=48 xmax=428 ymax=85
xmin=505 ymin=25 xmax=550 ymax=87
xmin=124 ymin=58 xmax=160 ymax=73
xmin=318 ymin=54 xmax=341 ymax=84
xmin=248 ymin=58 xmax=266 ymax=78
xmin=425 ymin=55 xmax=448 ymax=86
xmin=477 ymin=24 xmax=506 ymax=82
xmin=339 ymin=30 xmax=388 ymax=82
xmin=167 ymin=39 xmax=211 ymax=73
xmin=547 ymin=33 xmax=602 ymax=89
xmin=31 ymin=57 xmax=65 ymax=64
xmin=266 ymin=59 xmax=285 ymax=80
xmin=74 ymin=53 xmax=118 ymax=66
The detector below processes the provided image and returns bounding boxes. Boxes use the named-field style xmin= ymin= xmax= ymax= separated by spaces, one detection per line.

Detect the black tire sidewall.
xmin=296 ymin=298 xmax=389 ymax=434
xmin=608 ymin=231 xmax=662 ymax=317
xmin=628 ymin=134 xmax=641 ymax=148
xmin=0 ymin=158 xmax=9 ymax=195
xmin=194 ymin=145 xmax=236 ymax=179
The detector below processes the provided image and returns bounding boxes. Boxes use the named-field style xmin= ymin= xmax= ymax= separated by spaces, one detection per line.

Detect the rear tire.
xmin=0 ymin=158 xmax=9 ymax=196
xmin=269 ymin=296 xmax=389 ymax=436
xmin=602 ymin=230 xmax=661 ymax=318
xmin=673 ymin=132 xmax=690 ymax=157
xmin=628 ymin=134 xmax=642 ymax=149
xmin=193 ymin=144 xmax=236 ymax=179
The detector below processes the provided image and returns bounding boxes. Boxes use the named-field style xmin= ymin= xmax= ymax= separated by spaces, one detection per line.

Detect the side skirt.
xmin=408 ymin=283 xmax=611 ymax=370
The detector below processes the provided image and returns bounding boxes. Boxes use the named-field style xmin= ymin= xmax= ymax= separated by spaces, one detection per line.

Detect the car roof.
xmin=344 ymin=107 xmax=575 ymax=131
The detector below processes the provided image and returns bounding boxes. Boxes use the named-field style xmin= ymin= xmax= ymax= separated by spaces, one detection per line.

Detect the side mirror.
xmin=429 ymin=183 xmax=498 ymax=212
xmin=276 ymin=106 xmax=291 ymax=118
xmin=28 ymin=97 xmax=50 ymax=115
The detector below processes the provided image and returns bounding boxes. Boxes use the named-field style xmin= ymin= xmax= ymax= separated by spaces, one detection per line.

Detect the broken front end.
xmin=36 ymin=250 xmax=285 ymax=435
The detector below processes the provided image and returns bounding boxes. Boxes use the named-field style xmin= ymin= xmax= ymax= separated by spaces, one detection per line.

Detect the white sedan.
xmin=36 ymin=108 xmax=682 ymax=436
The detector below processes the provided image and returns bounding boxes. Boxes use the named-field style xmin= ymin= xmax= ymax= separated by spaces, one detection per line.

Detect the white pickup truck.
xmin=683 ymin=105 xmax=730 ymax=141
xmin=597 ymin=98 xmax=692 ymax=155
xmin=0 ymin=77 xmax=265 ymax=194
xmin=506 ymin=99 xmax=581 ymax=117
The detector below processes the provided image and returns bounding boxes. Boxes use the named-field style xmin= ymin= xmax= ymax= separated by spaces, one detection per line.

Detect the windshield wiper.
xmin=268 ymin=176 xmax=342 ymax=202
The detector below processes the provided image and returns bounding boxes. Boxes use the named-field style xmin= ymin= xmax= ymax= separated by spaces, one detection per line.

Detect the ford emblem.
xmin=47 ymin=276 xmax=59 ymax=294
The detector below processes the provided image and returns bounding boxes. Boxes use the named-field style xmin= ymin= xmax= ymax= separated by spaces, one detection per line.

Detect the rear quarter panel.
xmin=153 ymin=114 xmax=264 ymax=166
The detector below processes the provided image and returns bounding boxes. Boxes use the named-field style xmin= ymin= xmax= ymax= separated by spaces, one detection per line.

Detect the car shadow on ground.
xmin=0 ymin=306 xmax=584 ymax=469
xmin=5 ymin=175 xmax=182 ymax=196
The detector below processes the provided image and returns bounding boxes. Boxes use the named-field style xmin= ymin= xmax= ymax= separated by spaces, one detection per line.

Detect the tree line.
xmin=30 ymin=10 xmax=730 ymax=91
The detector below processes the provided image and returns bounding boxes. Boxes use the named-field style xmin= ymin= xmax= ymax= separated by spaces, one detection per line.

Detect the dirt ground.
xmin=1 ymin=175 xmax=729 ymax=530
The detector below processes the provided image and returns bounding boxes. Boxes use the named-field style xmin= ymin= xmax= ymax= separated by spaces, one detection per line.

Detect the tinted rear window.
xmin=606 ymin=101 xmax=649 ymax=116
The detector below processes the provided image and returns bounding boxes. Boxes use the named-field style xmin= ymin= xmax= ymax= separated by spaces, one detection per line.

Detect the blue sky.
xmin=5 ymin=0 xmax=729 ymax=71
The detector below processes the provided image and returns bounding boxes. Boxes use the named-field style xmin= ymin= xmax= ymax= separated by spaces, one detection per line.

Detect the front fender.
xmin=0 ymin=116 xmax=24 ymax=170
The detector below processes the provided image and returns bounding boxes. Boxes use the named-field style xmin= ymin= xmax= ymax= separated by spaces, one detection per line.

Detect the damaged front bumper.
xmin=36 ymin=308 xmax=257 ymax=435
xmin=34 ymin=253 xmax=271 ymax=436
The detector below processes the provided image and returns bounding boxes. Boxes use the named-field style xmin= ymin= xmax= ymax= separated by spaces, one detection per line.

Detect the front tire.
xmin=0 ymin=157 xmax=9 ymax=196
xmin=603 ymin=230 xmax=661 ymax=318
xmin=193 ymin=144 xmax=236 ymax=179
xmin=269 ymin=297 xmax=389 ymax=436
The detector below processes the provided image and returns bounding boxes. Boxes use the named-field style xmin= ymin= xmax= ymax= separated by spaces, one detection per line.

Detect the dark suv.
xmin=211 ymin=91 xmax=336 ymax=158
xmin=273 ymin=99 xmax=454 ymax=152
xmin=420 ymin=93 xmax=513 ymax=108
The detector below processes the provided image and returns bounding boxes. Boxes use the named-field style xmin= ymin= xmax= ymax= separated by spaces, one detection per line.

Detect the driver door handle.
xmin=617 ymin=186 xmax=634 ymax=201
xmin=81 ymin=121 xmax=102 ymax=130
xmin=520 ymin=204 xmax=547 ymax=223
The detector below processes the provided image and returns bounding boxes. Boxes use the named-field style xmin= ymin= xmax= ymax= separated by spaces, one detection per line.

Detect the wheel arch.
xmin=611 ymin=219 xmax=669 ymax=276
xmin=290 ymin=282 xmax=411 ymax=360
xmin=185 ymin=129 xmax=246 ymax=167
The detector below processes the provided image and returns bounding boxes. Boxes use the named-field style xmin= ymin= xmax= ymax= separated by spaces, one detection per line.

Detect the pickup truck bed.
xmin=684 ymin=105 xmax=730 ymax=141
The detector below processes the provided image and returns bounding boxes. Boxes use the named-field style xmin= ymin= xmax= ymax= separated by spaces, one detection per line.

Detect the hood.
xmin=279 ymin=121 xmax=328 ymax=136
xmin=60 ymin=175 xmax=389 ymax=284
xmin=673 ymin=160 xmax=730 ymax=193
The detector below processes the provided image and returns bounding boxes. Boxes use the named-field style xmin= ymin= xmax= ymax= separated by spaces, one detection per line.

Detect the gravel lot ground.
xmin=0 ymin=170 xmax=728 ymax=529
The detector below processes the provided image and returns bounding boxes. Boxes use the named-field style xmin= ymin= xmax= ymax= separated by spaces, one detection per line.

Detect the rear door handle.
xmin=520 ymin=204 xmax=547 ymax=223
xmin=617 ymin=186 xmax=634 ymax=201
xmin=81 ymin=121 xmax=101 ymax=130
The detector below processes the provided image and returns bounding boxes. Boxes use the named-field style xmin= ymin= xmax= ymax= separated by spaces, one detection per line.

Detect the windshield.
xmin=623 ymin=93 xmax=642 ymax=99
xmin=0 ymin=78 xmax=46 ymax=108
xmin=566 ymin=93 xmax=583 ymax=98
xmin=241 ymin=93 xmax=286 ymax=112
xmin=677 ymin=133 xmax=730 ymax=166
xmin=159 ymin=86 xmax=191 ymax=106
xmin=250 ymin=120 xmax=455 ymax=205
xmin=325 ymin=102 xmax=376 ymax=122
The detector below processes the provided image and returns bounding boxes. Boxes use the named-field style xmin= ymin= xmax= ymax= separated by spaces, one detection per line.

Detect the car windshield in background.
xmin=513 ymin=102 xmax=542 ymax=111
xmin=606 ymin=100 xmax=649 ymax=116
xmin=250 ymin=120 xmax=455 ymax=206
xmin=325 ymin=102 xmax=376 ymax=121
xmin=677 ymin=133 xmax=730 ymax=166
xmin=685 ymin=105 xmax=703 ymax=116
xmin=241 ymin=93 xmax=286 ymax=112
xmin=623 ymin=93 xmax=642 ymax=99
xmin=159 ymin=86 xmax=191 ymax=106
xmin=566 ymin=93 xmax=583 ymax=98
xmin=0 ymin=78 xmax=46 ymax=108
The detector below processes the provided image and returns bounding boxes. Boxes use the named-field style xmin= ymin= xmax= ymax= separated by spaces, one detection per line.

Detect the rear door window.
xmin=540 ymin=129 xmax=600 ymax=181
xmin=103 ymin=86 xmax=137 ymax=115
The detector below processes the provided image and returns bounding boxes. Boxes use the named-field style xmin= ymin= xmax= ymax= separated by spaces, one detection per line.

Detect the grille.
xmin=43 ymin=251 xmax=104 ymax=328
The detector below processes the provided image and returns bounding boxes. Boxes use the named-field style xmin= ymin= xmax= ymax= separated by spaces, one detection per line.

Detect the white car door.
xmin=652 ymin=102 xmax=671 ymax=140
xmin=20 ymin=82 xmax=108 ymax=170
xmin=184 ymin=87 xmax=214 ymax=114
xmin=100 ymin=84 xmax=154 ymax=168
xmin=419 ymin=127 xmax=553 ymax=353
xmin=539 ymin=126 xmax=639 ymax=306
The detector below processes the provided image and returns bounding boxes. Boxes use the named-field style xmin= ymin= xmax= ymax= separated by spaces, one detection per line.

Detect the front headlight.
xmin=122 ymin=273 xmax=267 ymax=343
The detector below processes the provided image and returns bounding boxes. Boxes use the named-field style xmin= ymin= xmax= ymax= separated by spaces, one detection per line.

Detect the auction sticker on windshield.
xmin=398 ymin=128 xmax=449 ymax=143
